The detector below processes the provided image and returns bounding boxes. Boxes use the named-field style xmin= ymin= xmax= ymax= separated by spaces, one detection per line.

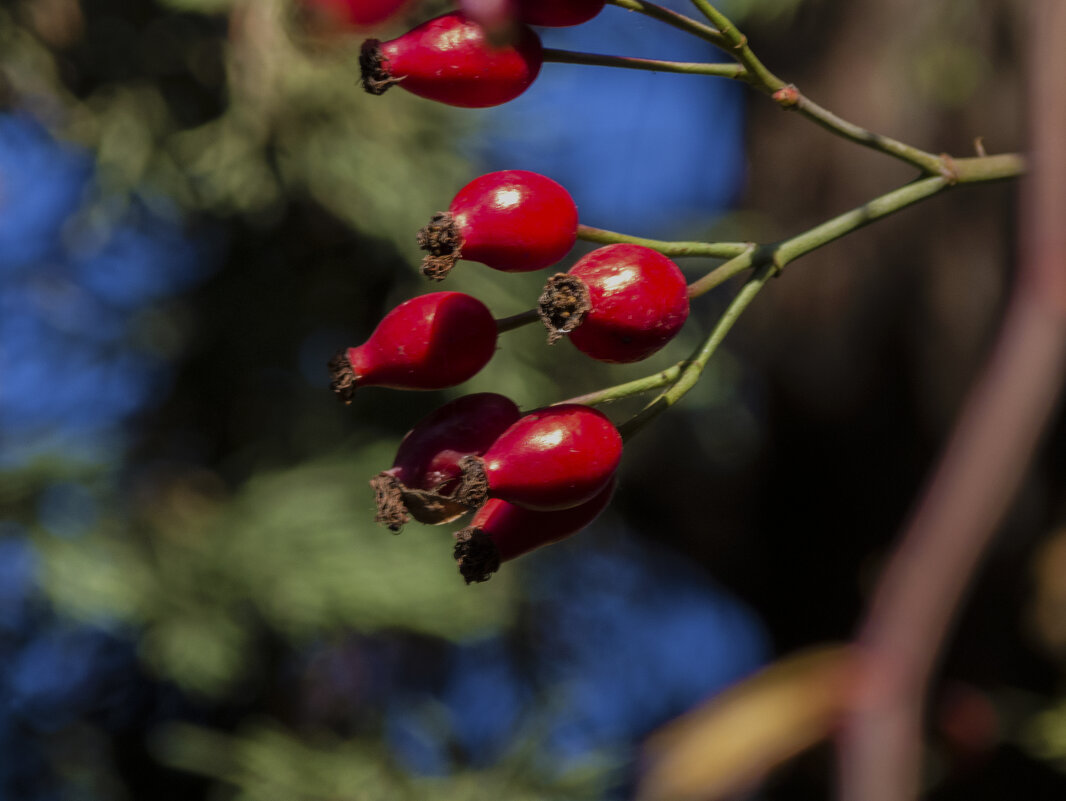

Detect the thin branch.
xmin=838 ymin=5 xmax=1066 ymax=800
xmin=542 ymin=48 xmax=747 ymax=79
xmin=576 ymin=152 xmax=1024 ymax=419
xmin=577 ymin=224 xmax=752 ymax=259
xmin=606 ymin=0 xmax=729 ymax=49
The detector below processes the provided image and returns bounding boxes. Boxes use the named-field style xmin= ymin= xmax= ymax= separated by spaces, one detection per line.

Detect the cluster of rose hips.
xmin=330 ymin=1 xmax=696 ymax=583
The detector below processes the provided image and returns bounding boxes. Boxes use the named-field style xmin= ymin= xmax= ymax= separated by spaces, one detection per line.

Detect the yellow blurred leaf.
xmin=638 ymin=645 xmax=858 ymax=801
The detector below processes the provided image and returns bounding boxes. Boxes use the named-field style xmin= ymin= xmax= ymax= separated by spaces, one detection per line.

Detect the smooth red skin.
xmin=378 ymin=13 xmax=542 ymax=108
xmin=474 ymin=477 xmax=614 ymax=562
xmin=481 ymin=404 xmax=622 ymax=511
xmin=516 ymin=0 xmax=605 ymax=26
xmin=387 ymin=393 xmax=520 ymax=491
xmin=309 ymin=0 xmax=410 ymax=26
xmin=348 ymin=291 xmax=497 ymax=390
xmin=567 ymin=244 xmax=689 ymax=364
xmin=451 ymin=170 xmax=578 ymax=272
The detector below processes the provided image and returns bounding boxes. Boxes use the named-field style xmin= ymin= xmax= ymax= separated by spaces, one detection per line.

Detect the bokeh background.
xmin=2 ymin=0 xmax=1065 ymax=799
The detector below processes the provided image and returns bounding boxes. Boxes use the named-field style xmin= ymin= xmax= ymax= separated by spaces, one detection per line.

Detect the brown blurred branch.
xmin=838 ymin=4 xmax=1066 ymax=801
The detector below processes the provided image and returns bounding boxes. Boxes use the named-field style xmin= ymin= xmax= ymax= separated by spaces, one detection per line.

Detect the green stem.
xmin=560 ymin=363 xmax=684 ymax=407
xmin=581 ymin=151 xmax=1025 ymax=428
xmin=789 ymin=93 xmax=946 ymax=175
xmin=495 ymin=309 xmax=540 ymax=333
xmin=688 ymin=0 xmax=784 ymax=91
xmin=619 ymin=265 xmax=774 ymax=438
xmin=542 ymin=48 xmax=747 ymax=79
xmin=606 ymin=0 xmax=730 ymax=48
xmin=577 ymin=224 xmax=751 ymax=259
xmin=686 ymin=245 xmax=758 ymax=298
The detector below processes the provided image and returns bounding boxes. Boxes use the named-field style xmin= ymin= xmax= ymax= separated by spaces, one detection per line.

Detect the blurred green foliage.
xmin=37 ymin=452 xmax=517 ymax=697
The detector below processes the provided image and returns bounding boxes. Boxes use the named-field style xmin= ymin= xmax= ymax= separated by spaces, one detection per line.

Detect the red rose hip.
xmin=538 ymin=243 xmax=689 ymax=363
xmin=371 ymin=393 xmax=521 ymax=530
xmin=300 ymin=0 xmax=410 ymax=29
xmin=359 ymin=12 xmax=542 ymax=108
xmin=418 ymin=170 xmax=578 ymax=280
xmin=516 ymin=0 xmax=605 ymax=27
xmin=453 ymin=478 xmax=614 ymax=583
xmin=329 ymin=291 xmax=497 ymax=401
xmin=456 ymin=404 xmax=622 ymax=512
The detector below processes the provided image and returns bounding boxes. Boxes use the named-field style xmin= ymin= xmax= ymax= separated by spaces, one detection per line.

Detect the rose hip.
xmin=538 ymin=243 xmax=689 ymax=363
xmin=453 ymin=478 xmax=614 ymax=583
xmin=418 ymin=170 xmax=578 ymax=280
xmin=359 ymin=12 xmax=542 ymax=108
xmin=329 ymin=291 xmax=497 ymax=401
xmin=456 ymin=403 xmax=622 ymax=512
xmin=371 ymin=393 xmax=521 ymax=531
xmin=516 ymin=0 xmax=605 ymax=27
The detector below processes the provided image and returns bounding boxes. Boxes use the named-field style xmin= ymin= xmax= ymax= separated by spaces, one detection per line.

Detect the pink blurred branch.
xmin=838 ymin=3 xmax=1066 ymax=800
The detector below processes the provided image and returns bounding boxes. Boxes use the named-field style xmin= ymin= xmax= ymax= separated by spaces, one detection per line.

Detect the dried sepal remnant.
xmin=416 ymin=212 xmax=463 ymax=280
xmin=538 ymin=272 xmax=591 ymax=344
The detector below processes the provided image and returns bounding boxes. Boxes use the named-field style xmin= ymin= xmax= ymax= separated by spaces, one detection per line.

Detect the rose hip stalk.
xmin=329 ymin=291 xmax=497 ymax=402
xmin=371 ymin=393 xmax=521 ymax=531
xmin=418 ymin=170 xmax=578 ymax=280
xmin=360 ymin=12 xmax=542 ymax=108
xmin=453 ymin=478 xmax=614 ymax=583
xmin=538 ymin=243 xmax=689 ymax=364
xmin=456 ymin=404 xmax=622 ymax=512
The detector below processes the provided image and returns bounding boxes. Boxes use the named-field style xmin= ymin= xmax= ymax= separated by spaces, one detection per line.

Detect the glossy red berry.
xmin=516 ymin=0 xmax=605 ymax=27
xmin=371 ymin=393 xmax=521 ymax=531
xmin=454 ymin=478 xmax=614 ymax=583
xmin=538 ymin=243 xmax=689 ymax=364
xmin=457 ymin=403 xmax=622 ymax=512
xmin=359 ymin=12 xmax=542 ymax=108
xmin=329 ymin=291 xmax=497 ymax=401
xmin=418 ymin=170 xmax=578 ymax=280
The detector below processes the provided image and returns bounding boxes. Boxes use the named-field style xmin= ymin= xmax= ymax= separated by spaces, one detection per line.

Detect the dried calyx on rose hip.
xmin=418 ymin=170 xmax=578 ymax=280
xmin=538 ymin=243 xmax=689 ymax=364
xmin=360 ymin=12 xmax=542 ymax=108
xmin=329 ymin=291 xmax=497 ymax=402
xmin=456 ymin=403 xmax=622 ymax=512
xmin=371 ymin=393 xmax=521 ymax=531
xmin=453 ymin=478 xmax=614 ymax=583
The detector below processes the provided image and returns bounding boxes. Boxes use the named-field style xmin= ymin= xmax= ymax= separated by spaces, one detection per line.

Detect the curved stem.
xmin=542 ymin=48 xmax=747 ymax=79
xmin=577 ymin=224 xmax=751 ymax=259
xmin=578 ymin=151 xmax=1025 ymax=423
xmin=688 ymin=0 xmax=784 ymax=91
xmin=606 ymin=0 xmax=729 ymax=49
xmin=619 ymin=265 xmax=774 ymax=438
xmin=559 ymin=363 xmax=684 ymax=407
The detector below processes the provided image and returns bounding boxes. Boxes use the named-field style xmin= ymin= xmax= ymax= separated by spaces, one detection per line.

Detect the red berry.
xmin=359 ymin=12 xmax=542 ymax=108
xmin=329 ymin=291 xmax=497 ymax=401
xmin=538 ymin=243 xmax=689 ymax=363
xmin=300 ymin=0 xmax=410 ymax=28
xmin=371 ymin=393 xmax=521 ymax=530
xmin=516 ymin=0 xmax=605 ymax=27
xmin=418 ymin=170 xmax=578 ymax=280
xmin=453 ymin=477 xmax=614 ymax=583
xmin=457 ymin=403 xmax=622 ymax=512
